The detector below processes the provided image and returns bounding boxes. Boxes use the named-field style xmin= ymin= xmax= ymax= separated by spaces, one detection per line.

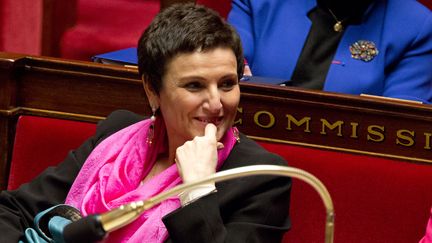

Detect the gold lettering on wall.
xmin=254 ymin=111 xmax=275 ymax=129
xmin=235 ymin=107 xmax=243 ymax=125
xmin=320 ymin=119 xmax=344 ymax=136
xmin=367 ymin=125 xmax=385 ymax=142
xmin=231 ymin=108 xmax=432 ymax=154
xmin=350 ymin=122 xmax=359 ymax=138
xmin=424 ymin=133 xmax=432 ymax=149
xmin=396 ymin=130 xmax=415 ymax=147
xmin=286 ymin=114 xmax=311 ymax=132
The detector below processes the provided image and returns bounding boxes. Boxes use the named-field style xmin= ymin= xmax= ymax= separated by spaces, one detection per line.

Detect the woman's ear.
xmin=142 ymin=75 xmax=160 ymax=110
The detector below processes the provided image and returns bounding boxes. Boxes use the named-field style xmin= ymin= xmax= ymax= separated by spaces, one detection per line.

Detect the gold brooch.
xmin=349 ymin=40 xmax=379 ymax=62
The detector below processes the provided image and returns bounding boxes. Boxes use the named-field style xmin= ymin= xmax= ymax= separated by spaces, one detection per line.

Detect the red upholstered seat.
xmin=257 ymin=142 xmax=432 ymax=243
xmin=60 ymin=0 xmax=160 ymax=61
xmin=196 ymin=0 xmax=232 ymax=19
xmin=7 ymin=116 xmax=96 ymax=190
xmin=59 ymin=0 xmax=231 ymax=61
xmin=8 ymin=115 xmax=432 ymax=242
xmin=419 ymin=0 xmax=432 ymax=9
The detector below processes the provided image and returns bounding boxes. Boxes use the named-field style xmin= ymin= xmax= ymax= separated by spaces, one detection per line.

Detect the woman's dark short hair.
xmin=138 ymin=3 xmax=244 ymax=93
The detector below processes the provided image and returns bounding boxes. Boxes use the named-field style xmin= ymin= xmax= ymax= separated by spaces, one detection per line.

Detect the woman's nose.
xmin=204 ymin=88 xmax=222 ymax=112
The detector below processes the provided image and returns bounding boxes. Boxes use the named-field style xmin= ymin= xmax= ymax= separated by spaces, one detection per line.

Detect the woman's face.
xmin=147 ymin=47 xmax=240 ymax=148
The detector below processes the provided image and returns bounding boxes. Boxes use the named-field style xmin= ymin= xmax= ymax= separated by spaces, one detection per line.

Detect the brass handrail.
xmin=99 ymin=165 xmax=335 ymax=243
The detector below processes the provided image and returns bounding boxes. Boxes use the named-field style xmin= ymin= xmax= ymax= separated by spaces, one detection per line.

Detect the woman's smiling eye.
xmin=220 ymin=79 xmax=237 ymax=90
xmin=184 ymin=81 xmax=203 ymax=91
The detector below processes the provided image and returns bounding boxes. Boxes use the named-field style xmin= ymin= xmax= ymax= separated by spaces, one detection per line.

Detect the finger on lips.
xmin=204 ymin=123 xmax=217 ymax=138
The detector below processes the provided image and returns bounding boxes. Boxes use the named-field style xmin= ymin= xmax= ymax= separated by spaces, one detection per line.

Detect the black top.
xmin=0 ymin=110 xmax=291 ymax=243
xmin=290 ymin=0 xmax=373 ymax=89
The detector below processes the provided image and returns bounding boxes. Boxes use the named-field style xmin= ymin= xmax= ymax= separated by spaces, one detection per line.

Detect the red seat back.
xmin=419 ymin=0 xmax=432 ymax=10
xmin=258 ymin=142 xmax=432 ymax=243
xmin=8 ymin=115 xmax=432 ymax=242
xmin=8 ymin=115 xmax=96 ymax=190
xmin=60 ymin=0 xmax=160 ymax=61
xmin=196 ymin=0 xmax=232 ymax=19
xmin=60 ymin=0 xmax=232 ymax=61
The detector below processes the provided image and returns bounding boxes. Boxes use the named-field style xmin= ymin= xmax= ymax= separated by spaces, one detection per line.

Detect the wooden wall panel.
xmin=1 ymin=53 xmax=432 ymax=189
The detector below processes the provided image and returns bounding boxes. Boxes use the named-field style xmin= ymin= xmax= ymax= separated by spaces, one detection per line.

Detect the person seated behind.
xmin=228 ymin=0 xmax=432 ymax=103
xmin=0 ymin=3 xmax=291 ymax=243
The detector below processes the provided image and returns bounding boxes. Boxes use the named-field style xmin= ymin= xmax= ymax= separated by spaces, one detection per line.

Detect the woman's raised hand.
xmin=175 ymin=123 xmax=223 ymax=183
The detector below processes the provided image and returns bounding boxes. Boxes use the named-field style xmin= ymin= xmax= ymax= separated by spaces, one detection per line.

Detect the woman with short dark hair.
xmin=0 ymin=4 xmax=291 ymax=242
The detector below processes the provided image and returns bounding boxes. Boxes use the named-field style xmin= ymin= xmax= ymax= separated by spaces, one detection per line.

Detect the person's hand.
xmin=175 ymin=123 xmax=223 ymax=183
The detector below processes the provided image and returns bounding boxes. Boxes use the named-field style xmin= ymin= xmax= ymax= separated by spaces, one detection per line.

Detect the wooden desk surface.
xmin=1 ymin=52 xmax=432 ymax=189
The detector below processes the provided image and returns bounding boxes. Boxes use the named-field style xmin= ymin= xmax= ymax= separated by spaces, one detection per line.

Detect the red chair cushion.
xmin=60 ymin=0 xmax=159 ymax=61
xmin=419 ymin=0 xmax=432 ymax=10
xmin=7 ymin=116 xmax=96 ymax=190
xmin=196 ymin=0 xmax=232 ymax=19
xmin=8 ymin=115 xmax=432 ymax=242
xmin=60 ymin=0 xmax=233 ymax=61
xmin=257 ymin=142 xmax=432 ymax=243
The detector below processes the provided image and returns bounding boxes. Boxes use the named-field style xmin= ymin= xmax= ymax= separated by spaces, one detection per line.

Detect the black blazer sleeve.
xmin=0 ymin=110 xmax=142 ymax=242
xmin=163 ymin=133 xmax=292 ymax=243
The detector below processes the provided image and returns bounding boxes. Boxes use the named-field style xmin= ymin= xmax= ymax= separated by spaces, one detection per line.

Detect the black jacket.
xmin=0 ymin=110 xmax=291 ymax=242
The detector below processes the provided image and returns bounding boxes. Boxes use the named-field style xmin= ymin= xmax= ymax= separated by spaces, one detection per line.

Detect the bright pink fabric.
xmin=420 ymin=208 xmax=432 ymax=243
xmin=66 ymin=117 xmax=237 ymax=243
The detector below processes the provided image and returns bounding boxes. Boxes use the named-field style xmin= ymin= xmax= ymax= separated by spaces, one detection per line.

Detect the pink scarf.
xmin=65 ymin=117 xmax=237 ymax=243
xmin=420 ymin=207 xmax=432 ymax=243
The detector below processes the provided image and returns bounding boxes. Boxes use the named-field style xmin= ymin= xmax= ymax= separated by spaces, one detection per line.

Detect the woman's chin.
xmin=216 ymin=127 xmax=230 ymax=141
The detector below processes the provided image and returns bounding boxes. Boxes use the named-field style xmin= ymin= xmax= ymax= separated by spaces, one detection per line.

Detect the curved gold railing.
xmin=98 ymin=165 xmax=334 ymax=243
